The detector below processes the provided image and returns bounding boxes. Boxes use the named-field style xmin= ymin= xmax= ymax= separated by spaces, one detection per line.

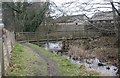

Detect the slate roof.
xmin=55 ymin=14 xmax=89 ymax=23
xmin=90 ymin=11 xmax=113 ymax=21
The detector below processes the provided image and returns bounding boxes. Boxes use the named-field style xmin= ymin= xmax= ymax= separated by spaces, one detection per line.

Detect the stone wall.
xmin=0 ymin=2 xmax=3 ymax=77
xmin=2 ymin=28 xmax=15 ymax=75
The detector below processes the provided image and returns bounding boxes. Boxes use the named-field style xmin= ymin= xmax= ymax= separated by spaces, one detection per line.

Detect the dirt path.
xmin=24 ymin=43 xmax=61 ymax=76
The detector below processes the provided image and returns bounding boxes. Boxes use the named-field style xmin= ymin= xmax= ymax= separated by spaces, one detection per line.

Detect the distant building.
xmin=88 ymin=11 xmax=115 ymax=33
xmin=55 ymin=14 xmax=89 ymax=31
xmin=89 ymin=11 xmax=114 ymax=24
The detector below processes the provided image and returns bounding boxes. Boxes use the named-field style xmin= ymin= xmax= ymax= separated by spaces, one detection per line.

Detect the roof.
xmin=55 ymin=14 xmax=89 ymax=23
xmin=90 ymin=11 xmax=113 ymax=21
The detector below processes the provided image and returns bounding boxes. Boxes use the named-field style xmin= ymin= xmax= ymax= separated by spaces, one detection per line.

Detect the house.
xmin=88 ymin=11 xmax=115 ymax=33
xmin=36 ymin=14 xmax=90 ymax=39
xmin=54 ymin=14 xmax=89 ymax=31
xmin=89 ymin=11 xmax=114 ymax=24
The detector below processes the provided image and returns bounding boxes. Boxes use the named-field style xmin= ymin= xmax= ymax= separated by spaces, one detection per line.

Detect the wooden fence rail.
xmin=15 ymin=31 xmax=101 ymax=42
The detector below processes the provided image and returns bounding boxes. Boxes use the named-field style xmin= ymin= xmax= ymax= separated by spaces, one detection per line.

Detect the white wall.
xmin=56 ymin=23 xmax=85 ymax=31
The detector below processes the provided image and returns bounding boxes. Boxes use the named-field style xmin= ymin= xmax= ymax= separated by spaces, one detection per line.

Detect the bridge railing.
xmin=15 ymin=30 xmax=101 ymax=42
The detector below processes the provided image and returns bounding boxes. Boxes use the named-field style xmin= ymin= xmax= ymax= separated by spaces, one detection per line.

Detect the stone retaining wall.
xmin=2 ymin=28 xmax=15 ymax=75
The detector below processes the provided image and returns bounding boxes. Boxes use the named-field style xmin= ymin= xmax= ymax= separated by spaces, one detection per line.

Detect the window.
xmin=75 ymin=23 xmax=78 ymax=25
xmin=111 ymin=21 xmax=114 ymax=23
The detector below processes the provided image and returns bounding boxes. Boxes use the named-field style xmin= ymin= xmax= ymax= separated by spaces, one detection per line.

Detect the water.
xmin=69 ymin=57 xmax=118 ymax=76
xmin=43 ymin=42 xmax=118 ymax=76
xmin=44 ymin=42 xmax=62 ymax=52
xmin=65 ymin=56 xmax=118 ymax=76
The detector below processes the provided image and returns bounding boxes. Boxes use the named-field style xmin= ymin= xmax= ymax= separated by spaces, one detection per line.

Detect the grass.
xmin=29 ymin=43 xmax=99 ymax=76
xmin=7 ymin=42 xmax=48 ymax=76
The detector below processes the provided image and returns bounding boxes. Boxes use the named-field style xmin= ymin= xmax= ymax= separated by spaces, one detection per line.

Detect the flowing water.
xmin=43 ymin=42 xmax=118 ymax=76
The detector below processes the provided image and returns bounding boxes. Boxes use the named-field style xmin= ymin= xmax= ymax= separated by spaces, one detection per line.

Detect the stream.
xmin=43 ymin=42 xmax=118 ymax=76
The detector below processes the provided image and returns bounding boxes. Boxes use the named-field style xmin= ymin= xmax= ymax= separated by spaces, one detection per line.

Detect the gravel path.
xmin=24 ymin=43 xmax=61 ymax=76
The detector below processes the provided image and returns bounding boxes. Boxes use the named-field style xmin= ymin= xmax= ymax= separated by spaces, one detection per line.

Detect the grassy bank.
xmin=7 ymin=43 xmax=48 ymax=76
xmin=29 ymin=43 xmax=99 ymax=76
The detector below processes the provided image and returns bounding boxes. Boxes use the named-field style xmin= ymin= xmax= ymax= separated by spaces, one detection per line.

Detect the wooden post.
xmin=36 ymin=32 xmax=39 ymax=46
xmin=44 ymin=17 xmax=49 ymax=48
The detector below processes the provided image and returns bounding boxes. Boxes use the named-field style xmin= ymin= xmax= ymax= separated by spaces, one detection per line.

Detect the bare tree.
xmin=2 ymin=1 xmax=50 ymax=32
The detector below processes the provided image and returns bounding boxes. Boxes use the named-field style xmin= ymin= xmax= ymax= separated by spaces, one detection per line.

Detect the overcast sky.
xmin=1 ymin=0 xmax=119 ymax=17
xmin=50 ymin=0 xmax=120 ymax=17
xmin=50 ymin=0 xmax=120 ymax=6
